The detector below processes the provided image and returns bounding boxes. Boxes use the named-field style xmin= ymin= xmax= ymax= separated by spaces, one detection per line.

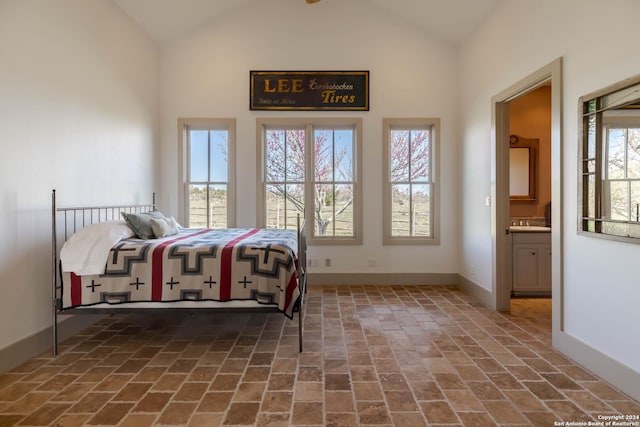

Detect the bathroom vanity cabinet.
xmin=511 ymin=230 xmax=551 ymax=296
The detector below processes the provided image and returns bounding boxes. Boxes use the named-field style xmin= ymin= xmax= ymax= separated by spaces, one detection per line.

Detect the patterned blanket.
xmin=61 ymin=228 xmax=300 ymax=318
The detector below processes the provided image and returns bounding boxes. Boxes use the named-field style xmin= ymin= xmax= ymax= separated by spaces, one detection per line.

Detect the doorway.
xmin=491 ymin=58 xmax=563 ymax=336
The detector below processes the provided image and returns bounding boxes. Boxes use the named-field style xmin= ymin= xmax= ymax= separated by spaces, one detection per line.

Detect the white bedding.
xmin=60 ymin=220 xmax=135 ymax=275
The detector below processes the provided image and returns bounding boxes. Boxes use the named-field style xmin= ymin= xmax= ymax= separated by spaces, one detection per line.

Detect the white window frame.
xmin=383 ymin=118 xmax=440 ymax=245
xmin=601 ymin=119 xmax=640 ymax=222
xmin=256 ymin=117 xmax=363 ymax=245
xmin=178 ymin=118 xmax=236 ymax=227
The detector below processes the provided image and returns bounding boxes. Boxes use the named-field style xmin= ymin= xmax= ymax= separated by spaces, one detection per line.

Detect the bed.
xmin=51 ymin=190 xmax=307 ymax=355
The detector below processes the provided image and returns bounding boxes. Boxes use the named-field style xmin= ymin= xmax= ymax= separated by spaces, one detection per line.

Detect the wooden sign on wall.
xmin=250 ymin=71 xmax=369 ymax=111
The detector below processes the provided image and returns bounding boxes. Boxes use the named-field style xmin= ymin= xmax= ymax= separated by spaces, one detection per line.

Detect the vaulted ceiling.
xmin=112 ymin=0 xmax=502 ymax=45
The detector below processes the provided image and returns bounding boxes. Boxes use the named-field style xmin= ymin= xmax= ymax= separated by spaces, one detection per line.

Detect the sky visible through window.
xmin=314 ymin=129 xmax=353 ymax=181
xmin=189 ymin=130 xmax=228 ymax=182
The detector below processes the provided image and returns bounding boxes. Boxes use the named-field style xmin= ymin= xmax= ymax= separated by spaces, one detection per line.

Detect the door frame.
xmin=491 ymin=58 xmax=564 ymax=333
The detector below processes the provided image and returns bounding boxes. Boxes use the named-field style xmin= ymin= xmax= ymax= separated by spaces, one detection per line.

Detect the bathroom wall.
xmin=509 ymin=85 xmax=551 ymax=220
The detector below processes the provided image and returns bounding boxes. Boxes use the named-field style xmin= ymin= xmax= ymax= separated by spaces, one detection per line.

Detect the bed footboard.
xmin=296 ymin=214 xmax=307 ymax=352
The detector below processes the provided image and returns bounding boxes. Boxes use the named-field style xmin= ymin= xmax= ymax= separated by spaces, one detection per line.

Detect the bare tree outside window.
xmin=390 ymin=128 xmax=432 ymax=237
xmin=265 ymin=129 xmax=305 ymax=230
xmin=604 ymin=126 xmax=640 ymax=226
xmin=264 ymin=128 xmax=355 ymax=236
xmin=383 ymin=118 xmax=439 ymax=245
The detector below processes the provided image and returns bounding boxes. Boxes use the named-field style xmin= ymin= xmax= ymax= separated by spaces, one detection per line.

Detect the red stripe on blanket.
xmin=151 ymin=229 xmax=211 ymax=301
xmin=220 ymin=228 xmax=260 ymax=301
xmin=284 ymin=272 xmax=298 ymax=315
xmin=70 ymin=272 xmax=82 ymax=306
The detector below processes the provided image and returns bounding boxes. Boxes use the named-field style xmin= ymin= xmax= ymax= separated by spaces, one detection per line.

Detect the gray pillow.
xmin=121 ymin=211 xmax=166 ymax=239
xmin=150 ymin=216 xmax=180 ymax=238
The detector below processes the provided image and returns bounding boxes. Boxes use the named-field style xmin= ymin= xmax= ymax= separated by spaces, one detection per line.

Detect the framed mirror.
xmin=579 ymin=74 xmax=640 ymax=241
xmin=510 ymin=134 xmax=538 ymax=200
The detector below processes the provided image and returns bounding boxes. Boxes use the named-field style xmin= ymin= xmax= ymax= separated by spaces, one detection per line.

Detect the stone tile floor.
xmin=0 ymin=285 xmax=638 ymax=426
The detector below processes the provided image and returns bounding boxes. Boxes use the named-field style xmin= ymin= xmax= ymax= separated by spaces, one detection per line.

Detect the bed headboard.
xmin=51 ymin=189 xmax=156 ymax=243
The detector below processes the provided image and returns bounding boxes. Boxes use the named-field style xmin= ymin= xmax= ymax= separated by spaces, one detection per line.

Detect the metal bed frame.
xmin=51 ymin=189 xmax=307 ymax=356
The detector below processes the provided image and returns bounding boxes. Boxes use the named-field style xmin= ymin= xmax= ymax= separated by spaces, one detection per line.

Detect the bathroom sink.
xmin=509 ymin=225 xmax=551 ymax=232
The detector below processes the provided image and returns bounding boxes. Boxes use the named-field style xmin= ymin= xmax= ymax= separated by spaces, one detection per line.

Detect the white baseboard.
xmin=554 ymin=330 xmax=640 ymax=402
xmin=0 ymin=315 xmax=104 ymax=373
xmin=455 ymin=274 xmax=640 ymax=401
xmin=307 ymin=272 xmax=458 ymax=286
xmin=456 ymin=274 xmax=495 ymax=309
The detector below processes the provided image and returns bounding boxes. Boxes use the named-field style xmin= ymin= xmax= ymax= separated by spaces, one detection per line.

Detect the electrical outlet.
xmin=368 ymin=257 xmax=376 ymax=267
xmin=325 ymin=258 xmax=331 ymax=267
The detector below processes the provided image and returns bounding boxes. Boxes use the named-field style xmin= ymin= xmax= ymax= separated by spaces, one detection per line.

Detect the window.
xmin=603 ymin=122 xmax=640 ymax=222
xmin=383 ymin=118 xmax=439 ymax=245
xmin=257 ymin=118 xmax=362 ymax=245
xmin=579 ymin=75 xmax=640 ymax=241
xmin=179 ymin=118 xmax=235 ymax=228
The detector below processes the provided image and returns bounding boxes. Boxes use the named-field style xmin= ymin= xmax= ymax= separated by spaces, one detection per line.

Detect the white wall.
xmin=159 ymin=0 xmax=460 ymax=275
xmin=459 ymin=0 xmax=640 ymax=391
xmin=0 ymin=0 xmax=159 ymax=352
